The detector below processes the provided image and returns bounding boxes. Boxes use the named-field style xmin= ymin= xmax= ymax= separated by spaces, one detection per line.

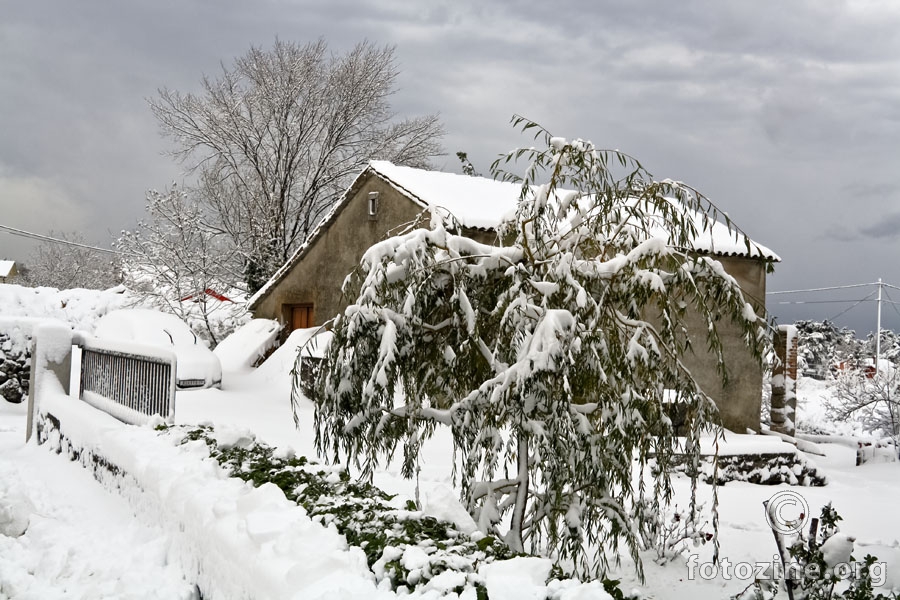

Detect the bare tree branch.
xmin=149 ymin=39 xmax=445 ymax=291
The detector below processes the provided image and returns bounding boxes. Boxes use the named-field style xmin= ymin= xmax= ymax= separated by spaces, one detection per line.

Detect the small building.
xmin=0 ymin=260 xmax=17 ymax=283
xmin=249 ymin=161 xmax=780 ymax=432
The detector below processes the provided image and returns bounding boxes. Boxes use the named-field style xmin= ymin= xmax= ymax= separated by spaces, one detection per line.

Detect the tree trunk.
xmin=506 ymin=433 xmax=529 ymax=553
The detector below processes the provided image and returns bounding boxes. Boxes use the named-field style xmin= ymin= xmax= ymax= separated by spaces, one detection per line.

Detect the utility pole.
xmin=876 ymin=278 xmax=883 ymax=376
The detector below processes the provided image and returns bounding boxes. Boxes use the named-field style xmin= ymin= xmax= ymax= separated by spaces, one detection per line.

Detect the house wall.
xmin=677 ymin=255 xmax=768 ymax=433
xmin=0 ymin=263 xmax=17 ymax=283
xmin=254 ymin=180 xmax=770 ymax=433
xmin=253 ymin=178 xmax=425 ymax=328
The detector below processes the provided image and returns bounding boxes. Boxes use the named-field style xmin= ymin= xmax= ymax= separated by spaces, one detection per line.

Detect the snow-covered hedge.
xmin=664 ymin=452 xmax=827 ymax=486
xmin=177 ymin=426 xmax=544 ymax=597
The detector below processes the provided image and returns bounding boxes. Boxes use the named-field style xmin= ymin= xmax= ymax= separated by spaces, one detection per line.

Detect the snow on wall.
xmin=36 ymin=393 xmax=386 ymax=600
xmin=213 ymin=319 xmax=282 ymax=372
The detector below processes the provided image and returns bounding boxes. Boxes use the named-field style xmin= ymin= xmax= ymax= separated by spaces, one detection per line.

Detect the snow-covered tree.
xmin=116 ymin=185 xmax=247 ymax=345
xmin=20 ymin=231 xmax=122 ymax=290
xmin=307 ymin=117 xmax=770 ymax=578
xmin=827 ymin=368 xmax=900 ymax=444
xmin=150 ymin=39 xmax=445 ymax=292
xmin=794 ymin=320 xmax=864 ymax=380
xmin=864 ymin=329 xmax=900 ymax=364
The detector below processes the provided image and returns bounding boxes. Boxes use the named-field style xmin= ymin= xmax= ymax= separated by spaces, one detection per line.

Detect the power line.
xmin=774 ymin=299 xmax=876 ymax=305
xmin=768 ymin=283 xmax=876 ymax=295
xmin=0 ymin=223 xmax=124 ymax=256
xmin=883 ymin=287 xmax=900 ymax=323
xmin=827 ymin=290 xmax=878 ymax=322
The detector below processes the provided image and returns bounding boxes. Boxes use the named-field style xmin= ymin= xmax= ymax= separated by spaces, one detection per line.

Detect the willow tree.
xmin=307 ymin=117 xmax=770 ymax=577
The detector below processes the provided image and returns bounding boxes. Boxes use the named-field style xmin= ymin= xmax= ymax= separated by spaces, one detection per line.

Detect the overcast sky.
xmin=2 ymin=0 xmax=899 ymax=335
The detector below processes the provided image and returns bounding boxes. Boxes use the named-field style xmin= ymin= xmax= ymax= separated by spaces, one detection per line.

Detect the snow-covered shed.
xmin=0 ymin=260 xmax=17 ymax=283
xmin=248 ymin=161 xmax=780 ymax=432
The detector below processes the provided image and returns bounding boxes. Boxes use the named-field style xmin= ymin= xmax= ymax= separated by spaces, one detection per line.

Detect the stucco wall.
xmin=677 ymin=254 xmax=768 ymax=433
xmin=253 ymin=177 xmax=425 ymax=328
xmin=254 ymin=181 xmax=770 ymax=432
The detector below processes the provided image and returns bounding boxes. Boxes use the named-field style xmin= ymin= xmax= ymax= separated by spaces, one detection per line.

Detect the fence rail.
xmin=78 ymin=338 xmax=177 ymax=426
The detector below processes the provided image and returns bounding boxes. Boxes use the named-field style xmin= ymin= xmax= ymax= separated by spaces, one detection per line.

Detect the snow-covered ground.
xmin=0 ymin=401 xmax=196 ymax=599
xmin=2 ymin=322 xmax=900 ymax=598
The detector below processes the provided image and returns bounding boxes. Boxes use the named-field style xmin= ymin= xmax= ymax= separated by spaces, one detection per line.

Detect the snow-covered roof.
xmin=249 ymin=161 xmax=779 ymax=309
xmin=369 ymin=161 xmax=779 ymax=260
xmin=0 ymin=260 xmax=16 ymax=278
xmin=369 ymin=161 xmax=521 ymax=230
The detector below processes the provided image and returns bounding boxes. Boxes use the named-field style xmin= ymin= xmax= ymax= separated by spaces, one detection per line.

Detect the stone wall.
xmin=0 ymin=332 xmax=31 ymax=404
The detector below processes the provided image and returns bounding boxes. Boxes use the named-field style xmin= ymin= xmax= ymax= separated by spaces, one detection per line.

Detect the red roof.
xmin=179 ymin=288 xmax=233 ymax=303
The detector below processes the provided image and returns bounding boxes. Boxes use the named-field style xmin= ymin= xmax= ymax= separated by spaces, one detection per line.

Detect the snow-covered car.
xmin=93 ymin=309 xmax=222 ymax=390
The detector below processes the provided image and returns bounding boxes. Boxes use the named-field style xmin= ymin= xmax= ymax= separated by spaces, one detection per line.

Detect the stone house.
xmin=248 ymin=161 xmax=780 ymax=432
xmin=0 ymin=260 xmax=17 ymax=283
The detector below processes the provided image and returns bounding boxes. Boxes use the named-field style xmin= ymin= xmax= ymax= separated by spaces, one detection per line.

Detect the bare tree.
xmin=20 ymin=231 xmax=122 ymax=290
xmin=150 ymin=39 xmax=445 ymax=291
xmin=827 ymin=368 xmax=900 ymax=443
xmin=116 ymin=185 xmax=247 ymax=345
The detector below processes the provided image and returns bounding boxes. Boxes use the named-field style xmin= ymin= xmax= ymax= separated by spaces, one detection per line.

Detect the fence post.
xmin=770 ymin=324 xmax=798 ymax=437
xmin=26 ymin=322 xmax=73 ymax=442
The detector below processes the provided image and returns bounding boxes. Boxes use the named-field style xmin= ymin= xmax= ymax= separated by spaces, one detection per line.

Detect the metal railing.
xmin=78 ymin=337 xmax=177 ymax=425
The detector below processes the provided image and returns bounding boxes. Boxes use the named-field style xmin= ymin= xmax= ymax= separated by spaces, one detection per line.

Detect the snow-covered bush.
xmin=742 ymin=503 xmax=897 ymax=600
xmin=176 ymin=426 xmax=530 ymax=597
xmin=635 ymin=500 xmax=713 ymax=565
xmin=662 ymin=452 xmax=827 ymax=486
xmin=308 ymin=117 xmax=771 ymax=578
xmin=0 ymin=283 xmax=128 ymax=332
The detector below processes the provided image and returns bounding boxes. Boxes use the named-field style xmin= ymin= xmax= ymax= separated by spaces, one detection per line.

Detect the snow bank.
xmin=0 ymin=316 xmax=42 ymax=356
xmin=36 ymin=392 xmax=387 ymax=600
xmin=0 ymin=282 xmax=128 ymax=333
xmin=254 ymin=328 xmax=331 ymax=381
xmin=214 ymin=319 xmax=282 ymax=372
xmin=695 ymin=432 xmax=797 ymax=456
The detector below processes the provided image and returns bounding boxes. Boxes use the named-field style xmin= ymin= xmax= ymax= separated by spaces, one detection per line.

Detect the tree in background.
xmin=150 ymin=39 xmax=445 ymax=292
xmin=308 ymin=117 xmax=770 ymax=578
xmin=20 ymin=231 xmax=122 ymax=290
xmin=794 ymin=320 xmax=866 ymax=380
xmin=456 ymin=151 xmax=480 ymax=177
xmin=828 ymin=368 xmax=900 ymax=445
xmin=116 ymin=185 xmax=246 ymax=346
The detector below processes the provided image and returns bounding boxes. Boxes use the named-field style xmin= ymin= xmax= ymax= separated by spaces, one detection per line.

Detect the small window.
xmin=368 ymin=191 xmax=379 ymax=219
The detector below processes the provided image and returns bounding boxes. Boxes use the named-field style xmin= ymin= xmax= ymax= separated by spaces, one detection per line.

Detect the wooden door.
xmin=291 ymin=305 xmax=314 ymax=330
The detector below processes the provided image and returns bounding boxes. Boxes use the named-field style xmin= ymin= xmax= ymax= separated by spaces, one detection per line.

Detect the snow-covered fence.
xmin=77 ymin=337 xmax=177 ymax=426
xmin=26 ymin=321 xmax=73 ymax=441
